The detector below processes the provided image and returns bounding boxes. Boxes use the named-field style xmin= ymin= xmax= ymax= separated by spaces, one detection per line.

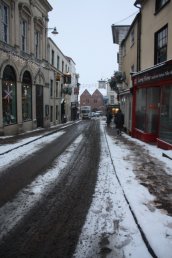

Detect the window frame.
xmin=154 ymin=24 xmax=168 ymax=64
xmin=51 ymin=50 xmax=54 ymax=66
xmin=1 ymin=3 xmax=9 ymax=43
xmin=35 ymin=31 xmax=40 ymax=59
xmin=155 ymin=0 xmax=170 ymax=13
xmin=21 ymin=19 xmax=27 ymax=52
xmin=22 ymin=71 xmax=32 ymax=122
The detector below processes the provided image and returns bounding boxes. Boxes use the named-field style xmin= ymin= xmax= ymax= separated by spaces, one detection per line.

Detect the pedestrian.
xmin=114 ymin=109 xmax=124 ymax=135
xmin=106 ymin=109 xmax=112 ymax=127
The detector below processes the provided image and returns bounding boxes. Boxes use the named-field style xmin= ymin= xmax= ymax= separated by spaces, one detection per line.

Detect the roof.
xmin=111 ymin=25 xmax=130 ymax=44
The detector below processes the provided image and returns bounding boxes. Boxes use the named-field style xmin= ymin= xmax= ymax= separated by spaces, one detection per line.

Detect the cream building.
xmin=0 ymin=0 xmax=79 ymax=135
xmin=0 ymin=0 xmax=53 ymax=135
xmin=112 ymin=0 xmax=172 ymax=149
xmin=111 ymin=23 xmax=135 ymax=133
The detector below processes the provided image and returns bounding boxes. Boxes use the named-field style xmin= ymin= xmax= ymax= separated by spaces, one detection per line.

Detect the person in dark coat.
xmin=114 ymin=109 xmax=124 ymax=135
xmin=106 ymin=109 xmax=112 ymax=127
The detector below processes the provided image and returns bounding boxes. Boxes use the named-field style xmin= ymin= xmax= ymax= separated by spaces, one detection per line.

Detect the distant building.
xmin=80 ymin=89 xmax=105 ymax=113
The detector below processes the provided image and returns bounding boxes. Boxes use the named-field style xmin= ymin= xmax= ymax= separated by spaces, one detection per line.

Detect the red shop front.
xmin=132 ymin=60 xmax=172 ymax=150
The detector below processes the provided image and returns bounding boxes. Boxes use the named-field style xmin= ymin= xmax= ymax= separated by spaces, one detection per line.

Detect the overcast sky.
xmin=48 ymin=0 xmax=138 ymax=88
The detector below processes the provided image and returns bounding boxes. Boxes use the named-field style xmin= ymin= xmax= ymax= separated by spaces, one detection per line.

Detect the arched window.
xmin=2 ymin=65 xmax=17 ymax=125
xmin=22 ymin=71 xmax=32 ymax=121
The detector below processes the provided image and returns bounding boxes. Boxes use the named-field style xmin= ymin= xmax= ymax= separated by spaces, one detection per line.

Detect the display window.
xmin=136 ymin=88 xmax=146 ymax=131
xmin=159 ymin=85 xmax=172 ymax=144
xmin=22 ymin=71 xmax=32 ymax=121
xmin=2 ymin=65 xmax=17 ymax=126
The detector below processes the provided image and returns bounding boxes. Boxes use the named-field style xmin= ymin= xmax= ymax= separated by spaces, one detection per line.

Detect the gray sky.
xmin=48 ymin=0 xmax=138 ymax=88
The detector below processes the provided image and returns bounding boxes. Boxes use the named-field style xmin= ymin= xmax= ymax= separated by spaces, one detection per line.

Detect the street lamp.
xmin=46 ymin=27 xmax=58 ymax=35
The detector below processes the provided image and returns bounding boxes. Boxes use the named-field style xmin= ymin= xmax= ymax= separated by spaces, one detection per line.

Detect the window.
xmin=110 ymin=95 xmax=114 ymax=105
xmin=2 ymin=3 xmax=9 ymax=43
xmin=57 ymin=55 xmax=60 ymax=70
xmin=35 ymin=31 xmax=40 ymax=59
xmin=117 ymin=53 xmax=119 ymax=63
xmin=122 ymin=43 xmax=126 ymax=57
xmin=155 ymin=0 xmax=169 ymax=12
xmin=130 ymin=29 xmax=134 ymax=47
xmin=56 ymin=105 xmax=58 ymax=120
xmin=50 ymin=106 xmax=53 ymax=122
xmin=131 ymin=64 xmax=135 ymax=72
xmin=62 ymin=61 xmax=64 ymax=73
xmin=154 ymin=25 xmax=168 ymax=64
xmin=50 ymin=80 xmax=53 ymax=97
xmin=159 ymin=85 xmax=172 ymax=144
xmin=2 ymin=65 xmax=17 ymax=125
xmin=136 ymin=88 xmax=146 ymax=131
xmin=56 ymin=83 xmax=58 ymax=98
xmin=51 ymin=50 xmax=54 ymax=66
xmin=21 ymin=20 xmax=27 ymax=52
xmin=22 ymin=71 xmax=32 ymax=121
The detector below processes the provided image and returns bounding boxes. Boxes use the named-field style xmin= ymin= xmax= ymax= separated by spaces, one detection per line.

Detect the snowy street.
xmin=0 ymin=118 xmax=171 ymax=258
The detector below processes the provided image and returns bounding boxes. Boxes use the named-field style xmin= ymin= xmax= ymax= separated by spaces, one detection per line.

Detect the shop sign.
xmin=71 ymin=102 xmax=77 ymax=108
xmin=133 ymin=63 xmax=172 ymax=86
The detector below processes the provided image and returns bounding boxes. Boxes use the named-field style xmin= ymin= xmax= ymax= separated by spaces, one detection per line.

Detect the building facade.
xmin=80 ymin=89 xmax=105 ymax=112
xmin=111 ymin=24 xmax=134 ymax=133
xmin=132 ymin=0 xmax=172 ymax=149
xmin=0 ymin=0 xmax=52 ymax=135
xmin=0 ymin=0 xmax=79 ymax=135
xmin=112 ymin=0 xmax=172 ymax=149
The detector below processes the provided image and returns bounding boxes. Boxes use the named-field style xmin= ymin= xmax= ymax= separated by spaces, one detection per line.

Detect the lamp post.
xmin=46 ymin=27 xmax=59 ymax=35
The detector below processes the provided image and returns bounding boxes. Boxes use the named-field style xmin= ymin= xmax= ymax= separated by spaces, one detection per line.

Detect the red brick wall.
xmin=80 ymin=89 xmax=105 ymax=112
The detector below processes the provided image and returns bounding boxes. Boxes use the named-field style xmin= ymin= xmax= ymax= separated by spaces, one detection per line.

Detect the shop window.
xmin=136 ymin=88 xmax=146 ymax=131
xmin=154 ymin=25 xmax=168 ymax=64
xmin=2 ymin=65 xmax=17 ymax=126
xmin=22 ymin=71 xmax=32 ymax=121
xmin=155 ymin=0 xmax=169 ymax=12
xmin=159 ymin=85 xmax=172 ymax=144
xmin=1 ymin=3 xmax=9 ymax=43
xmin=146 ymin=88 xmax=160 ymax=133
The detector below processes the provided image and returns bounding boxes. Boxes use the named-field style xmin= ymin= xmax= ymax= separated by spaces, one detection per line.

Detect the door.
xmin=36 ymin=85 xmax=43 ymax=127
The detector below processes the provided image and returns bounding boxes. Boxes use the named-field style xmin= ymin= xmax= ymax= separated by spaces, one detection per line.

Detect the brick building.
xmin=80 ymin=89 xmax=105 ymax=112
